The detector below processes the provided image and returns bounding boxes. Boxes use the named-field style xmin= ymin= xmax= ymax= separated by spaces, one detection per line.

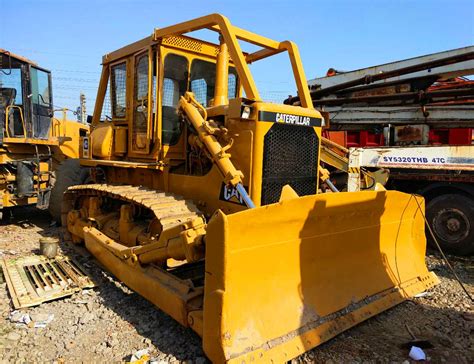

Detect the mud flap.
xmin=203 ymin=190 xmax=439 ymax=363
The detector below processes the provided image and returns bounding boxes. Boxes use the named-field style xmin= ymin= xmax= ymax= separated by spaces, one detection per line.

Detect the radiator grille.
xmin=261 ymin=123 xmax=319 ymax=205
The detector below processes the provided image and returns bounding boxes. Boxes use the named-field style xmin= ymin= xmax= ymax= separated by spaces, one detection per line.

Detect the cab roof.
xmin=0 ymin=49 xmax=38 ymax=66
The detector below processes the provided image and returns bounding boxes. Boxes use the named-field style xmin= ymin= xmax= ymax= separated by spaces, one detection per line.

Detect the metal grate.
xmin=162 ymin=54 xmax=188 ymax=145
xmin=1 ymin=255 xmax=95 ymax=309
xmin=261 ymin=123 xmax=319 ymax=205
xmin=111 ymin=62 xmax=127 ymax=118
xmin=133 ymin=54 xmax=149 ymax=140
xmin=190 ymin=79 xmax=210 ymax=106
xmin=190 ymin=59 xmax=215 ymax=107
xmin=162 ymin=78 xmax=179 ymax=106
xmin=228 ymin=70 xmax=238 ymax=99
xmin=135 ymin=55 xmax=149 ymax=102
xmin=163 ymin=36 xmax=203 ymax=52
xmin=100 ymin=78 xmax=112 ymax=121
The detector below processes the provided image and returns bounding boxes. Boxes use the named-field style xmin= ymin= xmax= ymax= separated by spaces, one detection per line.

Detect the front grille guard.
xmin=261 ymin=123 xmax=319 ymax=205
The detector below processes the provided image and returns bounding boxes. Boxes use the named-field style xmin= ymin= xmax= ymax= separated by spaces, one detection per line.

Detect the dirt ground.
xmin=0 ymin=207 xmax=473 ymax=363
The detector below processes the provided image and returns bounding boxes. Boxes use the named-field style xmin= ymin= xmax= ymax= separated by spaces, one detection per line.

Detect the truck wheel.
xmin=426 ymin=194 xmax=474 ymax=256
xmin=49 ymin=159 xmax=90 ymax=223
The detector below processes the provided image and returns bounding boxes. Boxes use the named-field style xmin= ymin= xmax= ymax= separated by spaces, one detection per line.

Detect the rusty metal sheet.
xmin=308 ymin=46 xmax=474 ymax=89
xmin=1 ymin=255 xmax=95 ymax=309
xmin=320 ymin=105 xmax=474 ymax=128
xmin=394 ymin=125 xmax=430 ymax=145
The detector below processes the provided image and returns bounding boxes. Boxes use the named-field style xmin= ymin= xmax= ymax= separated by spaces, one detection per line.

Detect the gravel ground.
xmin=0 ymin=207 xmax=472 ymax=363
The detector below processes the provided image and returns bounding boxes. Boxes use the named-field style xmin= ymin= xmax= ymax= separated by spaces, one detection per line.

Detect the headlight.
xmin=241 ymin=106 xmax=252 ymax=119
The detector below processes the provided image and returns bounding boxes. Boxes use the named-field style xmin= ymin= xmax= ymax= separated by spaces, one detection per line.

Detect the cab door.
xmin=29 ymin=66 xmax=52 ymax=139
xmin=159 ymin=51 xmax=189 ymax=160
xmin=130 ymin=50 xmax=154 ymax=155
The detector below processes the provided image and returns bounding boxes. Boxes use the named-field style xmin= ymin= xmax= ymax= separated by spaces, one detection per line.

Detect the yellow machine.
xmin=0 ymin=49 xmax=88 ymax=219
xmin=63 ymin=15 xmax=438 ymax=363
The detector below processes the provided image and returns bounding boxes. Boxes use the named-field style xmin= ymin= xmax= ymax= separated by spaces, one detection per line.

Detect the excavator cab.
xmin=64 ymin=14 xmax=438 ymax=363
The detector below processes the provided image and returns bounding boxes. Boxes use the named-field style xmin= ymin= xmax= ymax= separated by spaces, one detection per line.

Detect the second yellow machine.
xmin=63 ymin=14 xmax=438 ymax=363
xmin=0 ymin=49 xmax=88 ymax=219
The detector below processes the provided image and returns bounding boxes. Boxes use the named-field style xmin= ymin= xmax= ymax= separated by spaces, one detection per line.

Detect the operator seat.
xmin=0 ymin=88 xmax=24 ymax=137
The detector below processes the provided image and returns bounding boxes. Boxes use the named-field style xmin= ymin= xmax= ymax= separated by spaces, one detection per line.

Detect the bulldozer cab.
xmin=0 ymin=49 xmax=53 ymax=141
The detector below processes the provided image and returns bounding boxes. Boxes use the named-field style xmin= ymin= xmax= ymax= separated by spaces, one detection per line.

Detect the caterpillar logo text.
xmin=258 ymin=111 xmax=322 ymax=127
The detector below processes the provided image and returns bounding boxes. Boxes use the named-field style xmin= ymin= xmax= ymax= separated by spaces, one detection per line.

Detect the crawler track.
xmin=62 ymin=184 xmax=205 ymax=234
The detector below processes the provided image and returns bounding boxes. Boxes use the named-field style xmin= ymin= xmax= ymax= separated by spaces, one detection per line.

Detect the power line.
xmin=52 ymin=68 xmax=101 ymax=75
xmin=6 ymin=47 xmax=90 ymax=58
xmin=54 ymin=85 xmax=98 ymax=91
xmin=54 ymin=76 xmax=99 ymax=82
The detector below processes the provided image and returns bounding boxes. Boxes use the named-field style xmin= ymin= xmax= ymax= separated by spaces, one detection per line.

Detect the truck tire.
xmin=426 ymin=193 xmax=474 ymax=256
xmin=49 ymin=159 xmax=90 ymax=223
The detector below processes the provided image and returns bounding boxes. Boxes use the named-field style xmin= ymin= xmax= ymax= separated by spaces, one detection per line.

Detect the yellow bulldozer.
xmin=0 ymin=49 xmax=89 ymax=219
xmin=62 ymin=14 xmax=439 ymax=363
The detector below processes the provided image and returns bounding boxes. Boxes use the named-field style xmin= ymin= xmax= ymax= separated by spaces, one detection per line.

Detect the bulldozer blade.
xmin=203 ymin=190 xmax=439 ymax=363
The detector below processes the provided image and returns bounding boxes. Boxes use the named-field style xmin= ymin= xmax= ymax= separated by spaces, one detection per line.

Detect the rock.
xmin=106 ymin=338 xmax=118 ymax=348
xmin=6 ymin=332 xmax=21 ymax=341
xmin=30 ymin=313 xmax=51 ymax=322
xmin=143 ymin=338 xmax=152 ymax=345
xmin=79 ymin=312 xmax=95 ymax=325
xmin=65 ymin=340 xmax=76 ymax=350
xmin=150 ymin=359 xmax=168 ymax=364
xmin=454 ymin=342 xmax=463 ymax=350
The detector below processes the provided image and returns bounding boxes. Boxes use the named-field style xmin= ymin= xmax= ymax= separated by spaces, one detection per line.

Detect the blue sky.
xmin=1 ymin=0 xmax=473 ymax=114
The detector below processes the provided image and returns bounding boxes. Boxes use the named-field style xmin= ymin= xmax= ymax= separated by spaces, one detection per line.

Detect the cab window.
xmin=162 ymin=54 xmax=188 ymax=145
xmin=228 ymin=67 xmax=238 ymax=99
xmin=0 ymin=69 xmax=23 ymax=106
xmin=132 ymin=54 xmax=149 ymax=150
xmin=111 ymin=62 xmax=126 ymax=118
xmin=30 ymin=68 xmax=51 ymax=106
xmin=190 ymin=59 xmax=239 ymax=107
xmin=30 ymin=67 xmax=52 ymax=139
xmin=0 ymin=58 xmax=24 ymax=137
xmin=190 ymin=59 xmax=215 ymax=107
